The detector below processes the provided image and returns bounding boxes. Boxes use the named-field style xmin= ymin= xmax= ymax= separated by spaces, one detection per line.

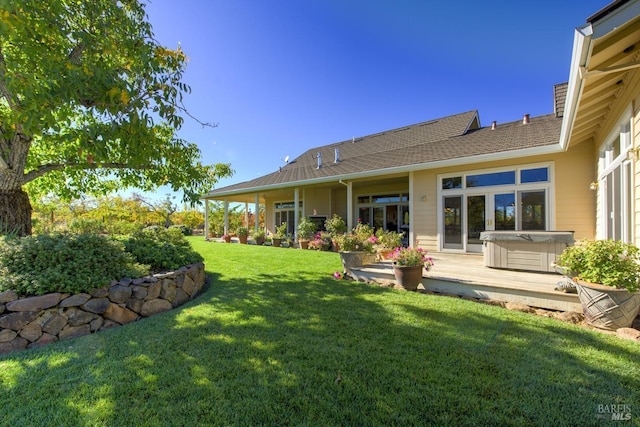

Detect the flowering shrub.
xmin=308 ymin=232 xmax=331 ymax=251
xmin=391 ymin=246 xmax=434 ymax=271
xmin=334 ymin=231 xmax=375 ymax=253
xmin=375 ymin=229 xmax=403 ymax=249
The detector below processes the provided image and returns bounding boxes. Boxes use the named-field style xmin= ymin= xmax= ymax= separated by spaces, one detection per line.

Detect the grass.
xmin=0 ymin=237 xmax=638 ymax=426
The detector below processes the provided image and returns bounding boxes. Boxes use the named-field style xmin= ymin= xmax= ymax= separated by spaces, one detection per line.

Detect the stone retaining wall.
xmin=0 ymin=263 xmax=206 ymax=354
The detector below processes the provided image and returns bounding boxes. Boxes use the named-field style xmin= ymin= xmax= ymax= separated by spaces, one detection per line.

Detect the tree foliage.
xmin=0 ymin=0 xmax=232 ymax=234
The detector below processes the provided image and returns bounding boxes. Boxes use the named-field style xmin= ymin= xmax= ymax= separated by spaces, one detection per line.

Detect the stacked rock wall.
xmin=0 ymin=263 xmax=205 ymax=354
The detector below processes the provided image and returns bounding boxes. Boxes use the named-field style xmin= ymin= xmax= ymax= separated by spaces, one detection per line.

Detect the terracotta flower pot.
xmin=299 ymin=239 xmax=309 ymax=249
xmin=575 ymin=280 xmax=640 ymax=330
xmin=238 ymin=235 xmax=248 ymax=244
xmin=392 ymin=264 xmax=424 ymax=291
xmin=272 ymin=238 xmax=282 ymax=247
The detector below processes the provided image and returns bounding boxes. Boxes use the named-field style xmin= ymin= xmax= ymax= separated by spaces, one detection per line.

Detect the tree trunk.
xmin=0 ymin=189 xmax=32 ymax=236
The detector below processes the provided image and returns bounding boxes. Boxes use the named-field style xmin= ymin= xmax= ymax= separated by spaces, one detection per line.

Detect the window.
xmin=466 ymin=171 xmax=515 ymax=187
xmin=274 ymin=201 xmax=302 ymax=236
xmin=356 ymin=192 xmax=409 ymax=232
xmin=519 ymin=190 xmax=546 ymax=230
xmin=521 ymin=167 xmax=548 ymax=183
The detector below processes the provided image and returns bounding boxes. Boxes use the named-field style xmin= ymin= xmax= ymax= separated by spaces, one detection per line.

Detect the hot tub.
xmin=479 ymin=231 xmax=574 ymax=272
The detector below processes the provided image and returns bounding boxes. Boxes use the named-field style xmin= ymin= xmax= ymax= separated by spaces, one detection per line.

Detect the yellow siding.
xmin=411 ymin=143 xmax=596 ymax=252
xmin=302 ymin=188 xmax=331 ymax=217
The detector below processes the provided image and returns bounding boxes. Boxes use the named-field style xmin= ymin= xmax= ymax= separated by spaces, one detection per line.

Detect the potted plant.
xmin=222 ymin=233 xmax=231 ymax=243
xmin=390 ymin=246 xmax=434 ymax=291
xmin=296 ymin=217 xmax=317 ymax=249
xmin=253 ymin=229 xmax=266 ymax=245
xmin=308 ymin=231 xmax=332 ymax=251
xmin=236 ymin=226 xmax=249 ymax=244
xmin=334 ymin=223 xmax=377 ymax=274
xmin=272 ymin=222 xmax=288 ymax=248
xmin=325 ymin=214 xmax=347 ymax=251
xmin=556 ymin=239 xmax=640 ymax=330
xmin=374 ymin=229 xmax=404 ymax=260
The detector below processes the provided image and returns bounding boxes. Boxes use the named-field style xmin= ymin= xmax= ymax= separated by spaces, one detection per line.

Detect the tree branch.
xmin=22 ymin=162 xmax=151 ymax=184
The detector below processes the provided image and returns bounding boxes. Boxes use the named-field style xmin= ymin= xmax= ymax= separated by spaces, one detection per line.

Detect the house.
xmin=561 ymin=0 xmax=640 ymax=245
xmin=202 ymin=0 xmax=640 ymax=254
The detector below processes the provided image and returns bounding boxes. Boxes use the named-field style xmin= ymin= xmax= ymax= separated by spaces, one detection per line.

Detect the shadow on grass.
xmin=1 ymin=264 xmax=638 ymax=426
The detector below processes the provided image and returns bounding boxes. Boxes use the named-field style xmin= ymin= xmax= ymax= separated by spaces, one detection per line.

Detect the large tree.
xmin=0 ymin=0 xmax=232 ymax=235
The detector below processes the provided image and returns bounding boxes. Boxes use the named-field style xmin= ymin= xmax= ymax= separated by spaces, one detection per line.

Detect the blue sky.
xmin=145 ymin=0 xmax=607 ymax=193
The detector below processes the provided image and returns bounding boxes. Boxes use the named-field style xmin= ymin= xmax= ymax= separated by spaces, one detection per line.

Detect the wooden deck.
xmin=348 ymin=252 xmax=582 ymax=312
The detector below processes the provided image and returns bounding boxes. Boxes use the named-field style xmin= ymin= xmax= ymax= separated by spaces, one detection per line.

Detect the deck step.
xmin=348 ymin=261 xmax=581 ymax=313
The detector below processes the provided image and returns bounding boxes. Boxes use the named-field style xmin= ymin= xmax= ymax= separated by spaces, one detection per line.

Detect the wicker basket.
xmin=575 ymin=280 xmax=640 ymax=330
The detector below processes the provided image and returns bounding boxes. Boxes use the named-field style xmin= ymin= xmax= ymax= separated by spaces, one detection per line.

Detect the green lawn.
xmin=1 ymin=237 xmax=638 ymax=426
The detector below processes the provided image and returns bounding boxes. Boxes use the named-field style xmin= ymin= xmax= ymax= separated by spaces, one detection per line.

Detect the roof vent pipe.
xmin=491 ymin=121 xmax=497 ymax=130
xmin=334 ymin=148 xmax=340 ymax=163
xmin=317 ymin=152 xmax=322 ymax=169
xmin=523 ymin=114 xmax=530 ymax=124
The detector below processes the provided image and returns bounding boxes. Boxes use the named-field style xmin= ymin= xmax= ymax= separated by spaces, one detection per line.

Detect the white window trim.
xmin=437 ymin=162 xmax=555 ymax=252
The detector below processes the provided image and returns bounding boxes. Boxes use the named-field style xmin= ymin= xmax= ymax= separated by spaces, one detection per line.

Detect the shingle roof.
xmin=204 ymin=110 xmax=561 ymax=197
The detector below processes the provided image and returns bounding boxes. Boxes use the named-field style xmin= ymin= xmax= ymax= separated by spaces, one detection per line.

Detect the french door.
xmin=443 ymin=192 xmax=516 ymax=252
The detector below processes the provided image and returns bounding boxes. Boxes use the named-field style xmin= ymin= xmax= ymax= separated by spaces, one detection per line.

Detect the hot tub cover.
xmin=479 ymin=231 xmax=575 ymax=244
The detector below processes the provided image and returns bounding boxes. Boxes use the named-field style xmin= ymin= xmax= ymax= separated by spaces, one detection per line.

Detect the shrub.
xmin=0 ymin=234 xmax=148 ymax=297
xmin=122 ymin=227 xmax=203 ymax=273
xmin=170 ymin=224 xmax=193 ymax=236
xmin=69 ymin=218 xmax=104 ymax=235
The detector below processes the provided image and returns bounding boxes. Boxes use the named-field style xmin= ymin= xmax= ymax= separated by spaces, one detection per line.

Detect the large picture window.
xmin=274 ymin=201 xmax=302 ymax=237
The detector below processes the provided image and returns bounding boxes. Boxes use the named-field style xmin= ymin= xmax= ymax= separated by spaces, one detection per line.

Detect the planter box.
xmin=480 ymin=231 xmax=574 ymax=273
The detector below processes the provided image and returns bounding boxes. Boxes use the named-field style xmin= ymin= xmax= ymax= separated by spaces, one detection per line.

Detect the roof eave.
xmin=559 ymin=24 xmax=593 ymax=151
xmin=201 ymin=144 xmax=562 ymax=200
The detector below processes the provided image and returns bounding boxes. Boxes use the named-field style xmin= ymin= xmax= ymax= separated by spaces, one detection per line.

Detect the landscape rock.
xmin=81 ymin=298 xmax=110 ymax=314
xmin=505 ymin=302 xmax=533 ymax=313
xmin=0 ymin=290 xmax=18 ymax=303
xmin=19 ymin=322 xmax=43 ymax=342
xmin=103 ymin=303 xmax=138 ymax=325
xmin=146 ymin=281 xmax=161 ymax=300
xmin=90 ymin=317 xmax=103 ymax=332
xmin=59 ymin=325 xmax=91 ymax=341
xmin=0 ymin=311 xmax=39 ymax=330
xmin=109 ymin=285 xmax=133 ymax=304
xmin=89 ymin=288 xmax=109 ymax=298
xmin=0 ymin=337 xmax=28 ymax=354
xmin=66 ymin=308 xmax=98 ymax=326
xmin=131 ymin=286 xmax=147 ymax=300
xmin=173 ymin=289 xmax=189 ymax=307
xmin=6 ymin=293 xmax=62 ymax=312
xmin=616 ymin=327 xmax=640 ymax=341
xmin=28 ymin=333 xmax=57 ymax=348
xmin=126 ymin=298 xmax=143 ymax=314
xmin=182 ymin=275 xmax=196 ymax=296
xmin=0 ymin=329 xmax=18 ymax=343
xmin=555 ymin=311 xmax=584 ymax=324
xmin=140 ymin=299 xmax=172 ymax=317
xmin=60 ymin=293 xmax=92 ymax=308
xmin=160 ymin=280 xmax=177 ymax=302
xmin=42 ymin=314 xmax=68 ymax=335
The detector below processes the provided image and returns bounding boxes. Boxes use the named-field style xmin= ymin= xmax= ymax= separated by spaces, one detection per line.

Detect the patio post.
xmin=204 ymin=199 xmax=209 ymax=240
xmin=294 ymin=187 xmax=299 ymax=242
xmin=223 ymin=199 xmax=229 ymax=235
xmin=244 ymin=202 xmax=249 ymax=227
xmin=346 ymin=181 xmax=353 ymax=230
xmin=254 ymin=194 xmax=260 ymax=232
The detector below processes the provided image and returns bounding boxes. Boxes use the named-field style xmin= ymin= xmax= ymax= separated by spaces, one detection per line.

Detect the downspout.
xmin=339 ymin=179 xmax=353 ymax=230
xmin=559 ymin=23 xmax=593 ymax=151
